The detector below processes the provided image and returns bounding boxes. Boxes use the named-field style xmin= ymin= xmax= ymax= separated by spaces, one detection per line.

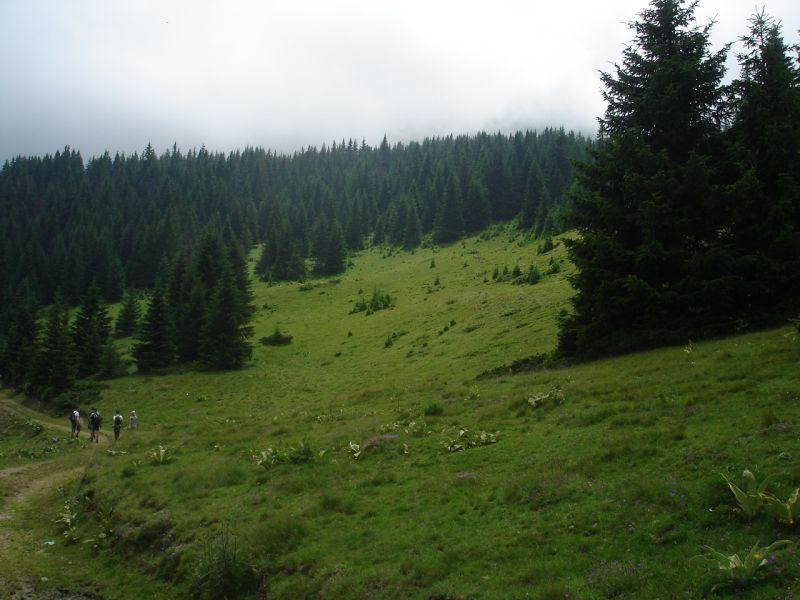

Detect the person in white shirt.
xmin=69 ymin=408 xmax=81 ymax=438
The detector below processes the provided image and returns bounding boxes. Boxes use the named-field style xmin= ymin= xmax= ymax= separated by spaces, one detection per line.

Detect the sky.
xmin=1 ymin=0 xmax=798 ymax=161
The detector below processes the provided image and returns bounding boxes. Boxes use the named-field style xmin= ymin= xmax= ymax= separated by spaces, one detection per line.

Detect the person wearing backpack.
xmin=69 ymin=407 xmax=82 ymax=438
xmin=113 ymin=410 xmax=123 ymax=441
xmin=88 ymin=407 xmax=102 ymax=443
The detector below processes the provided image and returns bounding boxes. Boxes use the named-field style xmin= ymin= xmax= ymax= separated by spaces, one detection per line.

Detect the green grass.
xmin=1 ymin=226 xmax=799 ymax=599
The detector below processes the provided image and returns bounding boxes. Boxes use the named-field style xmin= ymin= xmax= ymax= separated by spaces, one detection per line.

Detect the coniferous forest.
xmin=0 ymin=129 xmax=591 ymax=309
xmin=0 ymin=129 xmax=590 ymax=400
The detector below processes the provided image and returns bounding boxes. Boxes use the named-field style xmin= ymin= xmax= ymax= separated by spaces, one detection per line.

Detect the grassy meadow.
xmin=2 ymin=225 xmax=800 ymax=599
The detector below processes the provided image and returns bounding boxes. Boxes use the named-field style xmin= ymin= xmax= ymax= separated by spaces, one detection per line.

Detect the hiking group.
xmin=69 ymin=408 xmax=139 ymax=442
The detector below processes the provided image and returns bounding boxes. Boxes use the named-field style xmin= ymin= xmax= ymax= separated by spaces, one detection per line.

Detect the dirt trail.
xmin=0 ymin=396 xmax=110 ymax=445
xmin=0 ymin=465 xmax=83 ymax=522
xmin=0 ymin=395 xmax=101 ymax=525
xmin=0 ymin=396 xmax=114 ymax=598
xmin=0 ymin=465 xmax=32 ymax=481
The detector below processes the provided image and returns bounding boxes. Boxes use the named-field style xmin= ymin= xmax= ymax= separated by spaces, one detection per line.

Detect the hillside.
xmin=2 ymin=227 xmax=799 ymax=599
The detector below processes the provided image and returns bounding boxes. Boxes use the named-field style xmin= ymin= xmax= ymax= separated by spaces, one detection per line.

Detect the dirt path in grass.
xmin=0 ymin=464 xmax=83 ymax=524
xmin=0 ymin=396 xmax=129 ymax=598
xmin=0 ymin=461 xmax=87 ymax=598
xmin=0 ymin=395 xmax=102 ymax=532
xmin=0 ymin=396 xmax=110 ymax=445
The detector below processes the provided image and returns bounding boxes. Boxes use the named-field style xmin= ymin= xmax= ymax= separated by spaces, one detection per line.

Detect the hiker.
xmin=69 ymin=407 xmax=81 ymax=438
xmin=88 ymin=407 xmax=102 ymax=443
xmin=129 ymin=410 xmax=138 ymax=430
xmin=113 ymin=410 xmax=123 ymax=441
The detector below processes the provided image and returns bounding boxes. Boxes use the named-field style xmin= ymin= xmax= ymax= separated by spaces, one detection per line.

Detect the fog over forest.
xmin=2 ymin=0 xmax=799 ymax=160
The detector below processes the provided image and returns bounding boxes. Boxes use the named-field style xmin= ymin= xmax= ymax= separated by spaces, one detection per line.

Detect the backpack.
xmin=90 ymin=411 xmax=102 ymax=428
xmin=70 ymin=411 xmax=77 ymax=423
xmin=114 ymin=414 xmax=123 ymax=427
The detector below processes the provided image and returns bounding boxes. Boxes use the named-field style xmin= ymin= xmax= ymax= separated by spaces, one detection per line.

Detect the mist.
xmin=1 ymin=0 xmax=798 ymax=161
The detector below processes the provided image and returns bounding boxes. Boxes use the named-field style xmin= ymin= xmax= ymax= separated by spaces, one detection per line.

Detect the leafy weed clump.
xmin=254 ymin=439 xmax=321 ymax=469
xmin=444 ymin=428 xmax=499 ymax=452
xmin=693 ymin=540 xmax=793 ymax=592
xmin=149 ymin=445 xmax=173 ymax=466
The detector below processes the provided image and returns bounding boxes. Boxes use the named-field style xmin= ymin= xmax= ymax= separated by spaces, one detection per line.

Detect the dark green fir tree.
xmin=403 ymin=200 xmax=422 ymax=249
xmin=115 ymin=291 xmax=141 ymax=338
xmin=558 ymin=0 xmax=728 ymax=358
xmin=433 ymin=173 xmax=465 ymax=244
xmin=33 ymin=294 xmax=77 ymax=395
xmin=200 ymin=271 xmax=254 ymax=370
xmin=0 ymin=280 xmax=39 ymax=388
xmin=133 ymin=287 xmax=176 ymax=372
xmin=73 ymin=279 xmax=114 ymax=378
xmin=727 ymin=10 xmax=800 ymax=317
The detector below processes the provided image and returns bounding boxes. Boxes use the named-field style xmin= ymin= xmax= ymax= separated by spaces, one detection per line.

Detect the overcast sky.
xmin=1 ymin=0 xmax=798 ymax=161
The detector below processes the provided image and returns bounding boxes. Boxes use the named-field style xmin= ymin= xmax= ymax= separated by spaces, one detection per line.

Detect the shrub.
xmin=351 ymin=289 xmax=395 ymax=315
xmin=190 ymin=528 xmax=258 ymax=599
xmin=537 ymin=237 xmax=556 ymax=255
xmin=260 ymin=327 xmax=293 ymax=346
xmin=424 ymin=402 xmax=444 ymax=416
xmin=522 ymin=264 xmax=542 ymax=285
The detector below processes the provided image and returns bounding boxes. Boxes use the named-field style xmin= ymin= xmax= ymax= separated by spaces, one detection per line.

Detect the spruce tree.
xmin=133 ymin=287 xmax=176 ymax=372
xmin=256 ymin=237 xmax=275 ymax=281
xmin=200 ymin=270 xmax=254 ymax=370
xmin=0 ymin=281 xmax=39 ymax=389
xmin=463 ymin=174 xmax=492 ymax=233
xmin=175 ymin=277 xmax=206 ymax=362
xmin=520 ymin=161 xmax=548 ymax=230
xmin=194 ymin=231 xmax=227 ymax=293
xmin=115 ymin=291 xmax=141 ymax=338
xmin=558 ymin=0 xmax=728 ymax=358
xmin=316 ymin=219 xmax=347 ymax=275
xmin=403 ymin=200 xmax=422 ymax=249
xmin=275 ymin=240 xmax=307 ymax=281
xmin=727 ymin=11 xmax=800 ymax=317
xmin=73 ymin=279 xmax=114 ymax=378
xmin=433 ymin=173 xmax=465 ymax=244
xmin=226 ymin=239 xmax=256 ymax=322
xmin=33 ymin=295 xmax=76 ymax=395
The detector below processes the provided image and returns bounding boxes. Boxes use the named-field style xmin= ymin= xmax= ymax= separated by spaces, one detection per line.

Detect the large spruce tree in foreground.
xmin=727 ymin=11 xmax=800 ymax=319
xmin=558 ymin=0 xmax=729 ymax=357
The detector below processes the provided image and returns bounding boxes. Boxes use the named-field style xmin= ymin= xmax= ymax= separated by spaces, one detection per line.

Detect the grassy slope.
xmin=2 ymin=226 xmax=800 ymax=599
